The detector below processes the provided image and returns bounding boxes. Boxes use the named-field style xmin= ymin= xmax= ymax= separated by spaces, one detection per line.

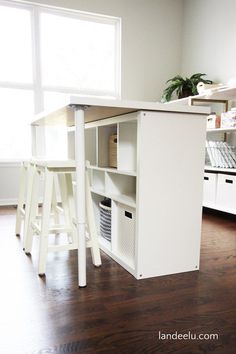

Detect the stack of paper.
xmin=205 ymin=141 xmax=236 ymax=168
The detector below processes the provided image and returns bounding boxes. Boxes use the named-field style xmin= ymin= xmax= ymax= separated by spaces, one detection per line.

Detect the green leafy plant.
xmin=161 ymin=73 xmax=213 ymax=102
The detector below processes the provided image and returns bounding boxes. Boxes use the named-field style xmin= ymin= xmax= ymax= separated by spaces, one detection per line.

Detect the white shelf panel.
xmin=99 ymin=236 xmax=111 ymax=252
xmin=166 ymin=86 xmax=236 ymax=106
xmin=109 ymin=193 xmax=136 ymax=208
xmin=99 ymin=241 xmax=135 ymax=275
xmin=112 ymin=251 xmax=135 ymax=270
xmin=88 ymin=165 xmax=136 ymax=176
xmin=205 ymin=166 xmax=236 ymax=173
xmin=207 ymin=127 xmax=236 ymax=133
xmin=91 ymin=187 xmax=136 ymax=208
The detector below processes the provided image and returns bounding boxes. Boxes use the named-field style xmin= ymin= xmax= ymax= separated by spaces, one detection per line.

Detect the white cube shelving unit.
xmin=85 ymin=110 xmax=206 ymax=279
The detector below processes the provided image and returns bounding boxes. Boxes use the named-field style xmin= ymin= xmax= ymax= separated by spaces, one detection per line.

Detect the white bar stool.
xmin=24 ymin=160 xmax=101 ymax=276
xmin=15 ymin=160 xmax=30 ymax=237
xmin=15 ymin=159 xmax=59 ymax=250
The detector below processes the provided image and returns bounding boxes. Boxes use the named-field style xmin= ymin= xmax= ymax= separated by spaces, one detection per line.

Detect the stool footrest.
xmin=55 ymin=205 xmax=64 ymax=214
xmin=31 ymin=221 xmax=73 ymax=235
xmin=47 ymin=240 xmax=92 ymax=253
xmin=48 ymin=243 xmax=77 ymax=252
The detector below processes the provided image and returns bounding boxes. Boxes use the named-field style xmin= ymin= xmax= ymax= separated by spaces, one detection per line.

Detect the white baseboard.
xmin=0 ymin=199 xmax=18 ymax=206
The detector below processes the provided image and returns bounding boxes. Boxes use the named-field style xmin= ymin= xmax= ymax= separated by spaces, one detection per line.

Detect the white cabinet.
xmin=204 ymin=127 xmax=236 ymax=214
xmin=85 ymin=110 xmax=206 ymax=279
xmin=174 ymin=86 xmax=236 ymax=214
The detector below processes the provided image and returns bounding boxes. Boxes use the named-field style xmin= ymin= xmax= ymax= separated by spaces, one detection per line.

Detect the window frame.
xmin=0 ymin=0 xmax=121 ymax=114
xmin=0 ymin=0 xmax=121 ymax=161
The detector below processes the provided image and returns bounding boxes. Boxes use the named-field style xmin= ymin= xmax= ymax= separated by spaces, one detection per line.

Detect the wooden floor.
xmin=0 ymin=207 xmax=235 ymax=354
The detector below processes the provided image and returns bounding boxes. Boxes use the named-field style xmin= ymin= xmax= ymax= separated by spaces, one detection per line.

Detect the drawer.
xmin=203 ymin=173 xmax=217 ymax=205
xmin=216 ymin=174 xmax=236 ymax=211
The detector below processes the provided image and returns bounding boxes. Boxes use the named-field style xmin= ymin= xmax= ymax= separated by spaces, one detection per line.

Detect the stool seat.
xmin=34 ymin=159 xmax=76 ymax=169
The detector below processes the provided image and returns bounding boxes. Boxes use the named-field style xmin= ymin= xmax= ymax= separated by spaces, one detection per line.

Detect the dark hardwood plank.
xmin=0 ymin=207 xmax=235 ymax=354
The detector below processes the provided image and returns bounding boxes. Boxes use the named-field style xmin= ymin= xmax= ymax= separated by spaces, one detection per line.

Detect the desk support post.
xmin=74 ymin=107 xmax=86 ymax=288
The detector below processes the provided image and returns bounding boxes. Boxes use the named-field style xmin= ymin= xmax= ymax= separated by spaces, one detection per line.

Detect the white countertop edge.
xmin=31 ymin=96 xmax=210 ymax=125
xmin=67 ymin=95 xmax=209 ymax=113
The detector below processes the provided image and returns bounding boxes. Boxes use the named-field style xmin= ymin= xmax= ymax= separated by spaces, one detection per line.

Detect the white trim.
xmin=42 ymin=86 xmax=118 ymax=97
xmin=0 ymin=160 xmax=22 ymax=167
xmin=31 ymin=6 xmax=43 ymax=112
xmin=0 ymin=82 xmax=33 ymax=90
xmin=115 ymin=17 xmax=122 ymax=99
xmin=8 ymin=0 xmax=120 ymax=22
xmin=0 ymin=198 xmax=18 ymax=206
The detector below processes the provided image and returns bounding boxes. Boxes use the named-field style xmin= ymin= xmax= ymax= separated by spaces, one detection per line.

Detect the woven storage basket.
xmin=109 ymin=134 xmax=117 ymax=168
xmin=99 ymin=199 xmax=111 ymax=242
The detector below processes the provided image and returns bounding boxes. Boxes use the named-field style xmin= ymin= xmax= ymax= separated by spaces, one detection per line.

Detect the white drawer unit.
xmin=87 ymin=110 xmax=206 ymax=279
xmin=203 ymin=172 xmax=217 ymax=206
xmin=216 ymin=174 xmax=236 ymax=213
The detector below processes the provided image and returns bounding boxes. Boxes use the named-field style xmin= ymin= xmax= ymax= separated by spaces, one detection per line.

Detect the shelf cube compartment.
xmin=85 ymin=127 xmax=97 ymax=165
xmin=98 ymin=124 xmax=117 ymax=168
xmin=118 ymin=120 xmax=137 ymax=172
xmin=105 ymin=172 xmax=136 ymax=201
xmin=90 ymin=170 xmax=105 ymax=193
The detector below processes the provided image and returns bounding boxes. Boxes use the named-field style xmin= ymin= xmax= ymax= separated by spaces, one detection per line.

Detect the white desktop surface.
xmin=32 ymin=96 xmax=209 ymax=126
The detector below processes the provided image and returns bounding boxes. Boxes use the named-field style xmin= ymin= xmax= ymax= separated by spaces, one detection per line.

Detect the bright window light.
xmin=0 ymin=2 xmax=120 ymax=160
xmin=44 ymin=91 xmax=69 ymax=111
xmin=0 ymin=88 xmax=34 ymax=159
xmin=40 ymin=12 xmax=117 ymax=93
xmin=0 ymin=5 xmax=32 ymax=83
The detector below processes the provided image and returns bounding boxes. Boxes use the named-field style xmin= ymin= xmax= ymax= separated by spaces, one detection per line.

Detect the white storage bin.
xmin=203 ymin=172 xmax=217 ymax=206
xmin=114 ymin=203 xmax=135 ymax=268
xmin=216 ymin=174 xmax=236 ymax=212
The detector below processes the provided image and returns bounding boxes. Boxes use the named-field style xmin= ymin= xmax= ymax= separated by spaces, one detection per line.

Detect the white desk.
xmin=31 ymin=96 xmax=209 ymax=287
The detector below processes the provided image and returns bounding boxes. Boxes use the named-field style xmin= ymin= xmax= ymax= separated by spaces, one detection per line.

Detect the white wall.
xmin=0 ymin=163 xmax=21 ymax=206
xmin=181 ymin=0 xmax=236 ymax=84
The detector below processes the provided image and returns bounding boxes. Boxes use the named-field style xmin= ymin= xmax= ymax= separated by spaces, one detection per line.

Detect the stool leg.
xmin=24 ymin=168 xmax=40 ymax=254
xmin=52 ymin=175 xmax=60 ymax=227
xmin=15 ymin=163 xmax=27 ymax=236
xmin=85 ymin=169 xmax=101 ymax=267
xmin=38 ymin=169 xmax=53 ymax=276
xmin=23 ymin=163 xmax=35 ymax=250
xmin=65 ymin=173 xmax=77 ymax=246
xmin=58 ymin=173 xmax=73 ymax=244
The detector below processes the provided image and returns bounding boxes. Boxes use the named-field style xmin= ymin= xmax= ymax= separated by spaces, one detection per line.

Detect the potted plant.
xmin=161 ymin=73 xmax=213 ymax=102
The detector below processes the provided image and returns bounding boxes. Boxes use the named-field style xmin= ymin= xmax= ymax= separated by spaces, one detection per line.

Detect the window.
xmin=0 ymin=1 xmax=121 ymax=159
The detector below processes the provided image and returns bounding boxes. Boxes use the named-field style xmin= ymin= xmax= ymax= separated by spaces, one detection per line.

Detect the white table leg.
xmin=74 ymin=107 xmax=86 ymax=287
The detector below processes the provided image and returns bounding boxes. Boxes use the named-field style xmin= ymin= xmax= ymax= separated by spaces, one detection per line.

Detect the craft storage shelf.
xmin=203 ymin=121 xmax=236 ymax=214
xmin=85 ymin=110 xmax=206 ymax=279
xmin=169 ymin=85 xmax=236 ymax=215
